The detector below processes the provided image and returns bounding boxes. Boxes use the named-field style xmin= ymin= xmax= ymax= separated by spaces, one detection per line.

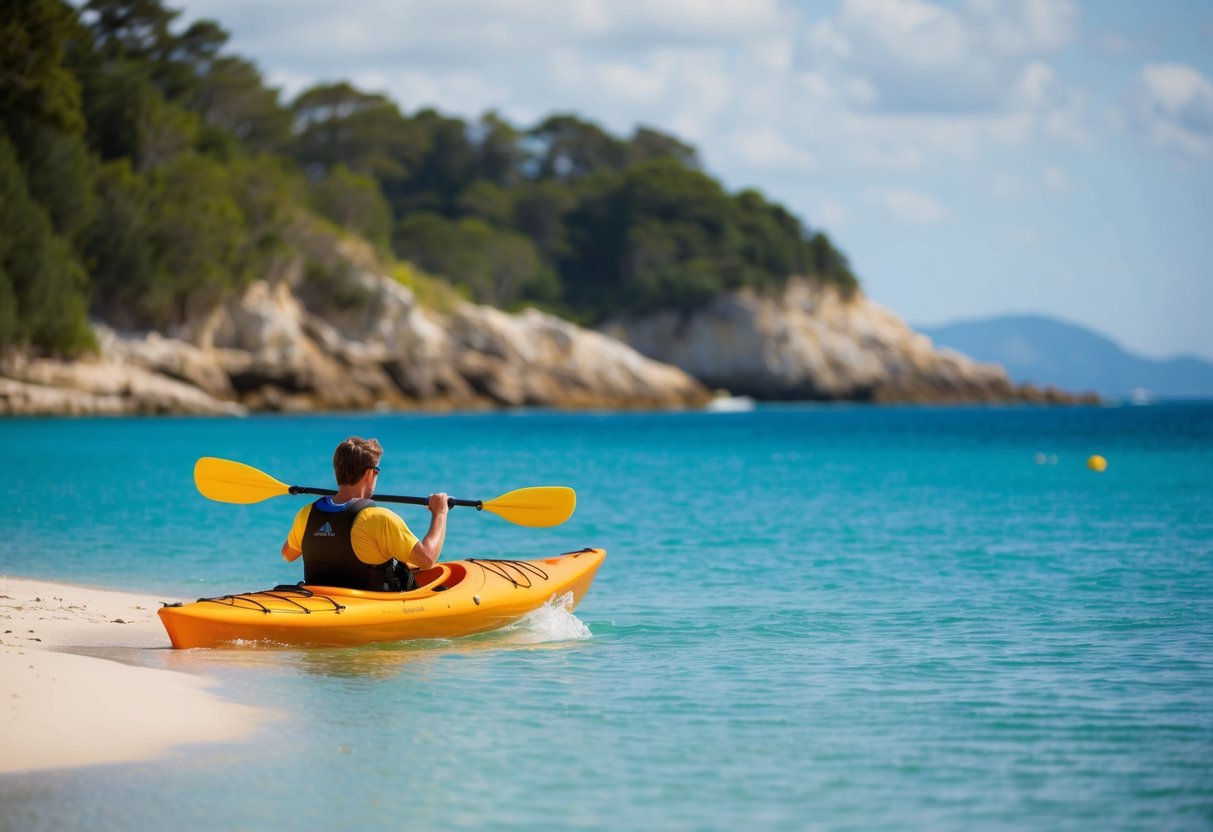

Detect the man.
xmin=281 ymin=437 xmax=448 ymax=591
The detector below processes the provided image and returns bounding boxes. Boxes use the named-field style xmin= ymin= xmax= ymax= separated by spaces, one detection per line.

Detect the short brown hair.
xmin=333 ymin=437 xmax=383 ymax=485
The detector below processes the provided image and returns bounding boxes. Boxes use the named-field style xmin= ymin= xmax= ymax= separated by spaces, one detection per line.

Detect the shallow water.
xmin=1 ymin=404 xmax=1211 ymax=830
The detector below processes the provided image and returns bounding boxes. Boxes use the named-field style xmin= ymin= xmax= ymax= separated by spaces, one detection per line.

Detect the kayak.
xmin=158 ymin=548 xmax=605 ymax=649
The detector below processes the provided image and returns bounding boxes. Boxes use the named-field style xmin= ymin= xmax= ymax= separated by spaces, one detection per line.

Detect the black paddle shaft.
xmin=289 ymin=486 xmax=483 ymax=511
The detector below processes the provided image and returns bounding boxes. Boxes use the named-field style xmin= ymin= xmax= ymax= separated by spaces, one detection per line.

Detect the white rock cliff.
xmin=600 ymin=279 xmax=1083 ymax=403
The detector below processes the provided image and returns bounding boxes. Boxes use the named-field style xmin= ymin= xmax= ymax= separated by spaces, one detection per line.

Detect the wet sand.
xmin=0 ymin=577 xmax=263 ymax=775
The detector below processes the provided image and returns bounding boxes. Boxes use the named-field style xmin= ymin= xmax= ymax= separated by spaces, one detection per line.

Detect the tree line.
xmin=1 ymin=0 xmax=858 ymax=356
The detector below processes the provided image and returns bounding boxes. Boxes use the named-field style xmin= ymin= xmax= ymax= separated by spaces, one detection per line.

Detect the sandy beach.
xmin=0 ymin=576 xmax=264 ymax=776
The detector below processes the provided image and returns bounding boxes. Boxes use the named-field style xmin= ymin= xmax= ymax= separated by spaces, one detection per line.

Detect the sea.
xmin=0 ymin=403 xmax=1210 ymax=831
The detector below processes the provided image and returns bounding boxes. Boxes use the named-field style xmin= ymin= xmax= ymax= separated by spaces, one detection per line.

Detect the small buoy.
xmin=1087 ymin=455 xmax=1108 ymax=472
xmin=473 ymin=595 xmax=480 ymax=606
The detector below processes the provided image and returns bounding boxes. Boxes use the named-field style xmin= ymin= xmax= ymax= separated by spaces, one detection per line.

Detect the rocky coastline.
xmin=0 ymin=269 xmax=1093 ymax=417
xmin=601 ymin=279 xmax=1092 ymax=405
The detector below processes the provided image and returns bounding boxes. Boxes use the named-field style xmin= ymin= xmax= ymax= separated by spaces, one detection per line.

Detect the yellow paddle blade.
xmin=481 ymin=486 xmax=576 ymax=527
xmin=194 ymin=457 xmax=291 ymax=504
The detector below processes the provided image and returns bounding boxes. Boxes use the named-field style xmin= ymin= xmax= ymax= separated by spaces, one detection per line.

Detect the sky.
xmin=170 ymin=0 xmax=1213 ymax=361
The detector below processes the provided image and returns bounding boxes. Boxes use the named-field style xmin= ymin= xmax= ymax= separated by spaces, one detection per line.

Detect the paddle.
xmin=193 ymin=457 xmax=576 ymax=528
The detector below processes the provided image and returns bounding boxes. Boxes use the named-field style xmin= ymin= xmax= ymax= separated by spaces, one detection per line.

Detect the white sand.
xmin=0 ymin=577 xmax=265 ymax=775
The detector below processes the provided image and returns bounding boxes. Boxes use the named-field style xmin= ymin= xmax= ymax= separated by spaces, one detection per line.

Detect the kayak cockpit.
xmin=301 ymin=561 xmax=468 ymax=600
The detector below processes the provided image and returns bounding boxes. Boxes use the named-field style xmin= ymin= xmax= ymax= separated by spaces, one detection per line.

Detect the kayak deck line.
xmin=157 ymin=547 xmax=606 ymax=648
xmin=469 ymin=557 xmax=551 ymax=588
xmin=198 ymin=586 xmax=345 ymax=615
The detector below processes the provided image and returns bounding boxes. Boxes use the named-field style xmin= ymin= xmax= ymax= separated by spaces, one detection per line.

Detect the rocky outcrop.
xmin=600 ymin=279 xmax=1094 ymax=403
xmin=0 ymin=268 xmax=713 ymax=416
xmin=0 ymin=351 xmax=247 ymax=416
xmin=0 ymin=264 xmax=1096 ymax=416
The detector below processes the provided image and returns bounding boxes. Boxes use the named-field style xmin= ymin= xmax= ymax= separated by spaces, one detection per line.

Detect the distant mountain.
xmin=918 ymin=315 xmax=1213 ymax=399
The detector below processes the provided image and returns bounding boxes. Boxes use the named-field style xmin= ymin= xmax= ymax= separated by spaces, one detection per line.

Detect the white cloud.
xmin=1136 ymin=63 xmax=1213 ymax=157
xmin=390 ymin=70 xmax=512 ymax=117
xmin=724 ymin=124 xmax=817 ymax=172
xmin=1003 ymin=224 xmax=1042 ymax=247
xmin=988 ymin=166 xmax=1073 ymax=200
xmin=1041 ymin=165 xmax=1073 ymax=195
xmin=798 ymin=0 xmax=1077 ymax=114
xmin=181 ymin=0 xmax=1103 ymax=183
xmin=1011 ymin=61 xmax=1058 ymax=109
xmin=967 ymin=0 xmax=1077 ymax=55
xmin=847 ymin=140 xmax=924 ymax=172
xmin=570 ymin=0 xmax=787 ymax=44
xmin=761 ymin=0 xmax=1097 ymax=189
xmin=1093 ymin=31 xmax=1142 ymax=58
xmin=866 ymin=186 xmax=947 ymax=225
xmin=185 ymin=0 xmax=788 ymax=65
xmin=595 ymin=61 xmax=669 ymax=105
xmin=813 ymin=198 xmax=852 ymax=229
xmin=989 ymin=171 xmax=1027 ymax=199
xmin=836 ymin=0 xmax=970 ymax=72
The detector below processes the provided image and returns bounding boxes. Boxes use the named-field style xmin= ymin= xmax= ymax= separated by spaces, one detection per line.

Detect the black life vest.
xmin=301 ymin=498 xmax=399 ymax=590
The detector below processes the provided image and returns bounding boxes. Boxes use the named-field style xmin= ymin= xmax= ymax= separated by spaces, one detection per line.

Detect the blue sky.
xmin=172 ymin=0 xmax=1213 ymax=361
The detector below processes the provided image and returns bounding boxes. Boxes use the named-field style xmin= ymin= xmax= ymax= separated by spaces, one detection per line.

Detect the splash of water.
xmin=502 ymin=592 xmax=592 ymax=644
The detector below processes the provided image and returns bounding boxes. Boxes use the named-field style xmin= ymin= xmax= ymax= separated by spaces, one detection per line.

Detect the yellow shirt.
xmin=286 ymin=502 xmax=421 ymax=567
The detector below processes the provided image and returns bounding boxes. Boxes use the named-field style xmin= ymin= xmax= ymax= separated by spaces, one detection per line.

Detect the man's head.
xmin=333 ymin=437 xmax=383 ymax=485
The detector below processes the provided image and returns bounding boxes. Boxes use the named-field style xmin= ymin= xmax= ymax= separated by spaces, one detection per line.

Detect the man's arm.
xmin=408 ymin=493 xmax=449 ymax=569
xmin=283 ymin=506 xmax=306 ymax=561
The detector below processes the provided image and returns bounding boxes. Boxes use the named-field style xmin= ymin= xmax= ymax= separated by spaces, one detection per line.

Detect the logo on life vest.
xmin=314 ymin=522 xmax=336 ymax=537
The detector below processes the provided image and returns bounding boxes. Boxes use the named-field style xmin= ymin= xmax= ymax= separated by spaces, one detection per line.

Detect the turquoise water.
xmin=1 ymin=404 xmax=1211 ymax=830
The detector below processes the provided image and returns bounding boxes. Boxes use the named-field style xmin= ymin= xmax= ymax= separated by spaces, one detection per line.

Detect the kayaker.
xmin=280 ymin=437 xmax=448 ymax=591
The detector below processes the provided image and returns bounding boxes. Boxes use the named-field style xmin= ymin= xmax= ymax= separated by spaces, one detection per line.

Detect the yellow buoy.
xmin=1087 ymin=455 xmax=1108 ymax=472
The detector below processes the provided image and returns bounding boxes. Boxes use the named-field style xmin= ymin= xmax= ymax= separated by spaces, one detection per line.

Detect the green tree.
xmin=388 ymin=108 xmax=476 ymax=216
xmin=0 ymin=1 xmax=95 ymax=354
xmin=0 ymin=0 xmax=86 ymax=137
xmin=142 ymin=153 xmax=244 ymax=323
xmin=1 ymin=0 xmax=96 ymax=241
xmin=83 ymin=0 xmax=180 ymax=63
xmin=393 ymin=213 xmax=545 ymax=308
xmin=82 ymin=159 xmax=153 ymax=328
xmin=457 ymin=180 xmax=514 ymax=228
xmin=17 ymin=125 xmax=96 ymax=242
xmin=559 ymin=160 xmax=743 ymax=315
xmin=86 ymin=153 xmax=245 ymax=328
xmin=226 ymin=154 xmax=305 ymax=271
xmin=627 ymin=126 xmax=699 ymax=169
xmin=292 ymin=83 xmax=425 ymax=179
xmin=0 ymin=135 xmax=94 ymax=354
xmin=190 ymin=56 xmax=292 ymax=156
xmin=527 ymin=114 xmax=628 ymax=182
xmin=806 ymin=231 xmax=858 ymax=295
xmin=510 ymin=180 xmax=577 ymax=264
xmin=309 ymin=164 xmax=392 ymax=251
xmin=473 ymin=111 xmax=524 ymax=186
xmin=732 ymin=189 xmax=806 ymax=285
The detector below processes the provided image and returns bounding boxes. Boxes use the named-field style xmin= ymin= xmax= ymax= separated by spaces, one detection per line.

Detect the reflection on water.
xmin=131 ymin=593 xmax=596 ymax=682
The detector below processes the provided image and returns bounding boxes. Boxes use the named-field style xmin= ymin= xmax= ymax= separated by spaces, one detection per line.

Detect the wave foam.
xmin=503 ymin=592 xmax=592 ymax=643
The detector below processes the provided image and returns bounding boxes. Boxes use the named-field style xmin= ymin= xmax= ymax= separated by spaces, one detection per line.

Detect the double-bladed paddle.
xmin=193 ymin=457 xmax=576 ymax=528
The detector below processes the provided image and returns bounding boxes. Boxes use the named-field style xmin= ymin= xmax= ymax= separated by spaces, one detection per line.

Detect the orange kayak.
xmin=159 ymin=548 xmax=605 ymax=648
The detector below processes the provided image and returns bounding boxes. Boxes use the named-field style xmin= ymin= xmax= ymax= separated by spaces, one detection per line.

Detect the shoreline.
xmin=0 ymin=576 xmax=266 ymax=776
